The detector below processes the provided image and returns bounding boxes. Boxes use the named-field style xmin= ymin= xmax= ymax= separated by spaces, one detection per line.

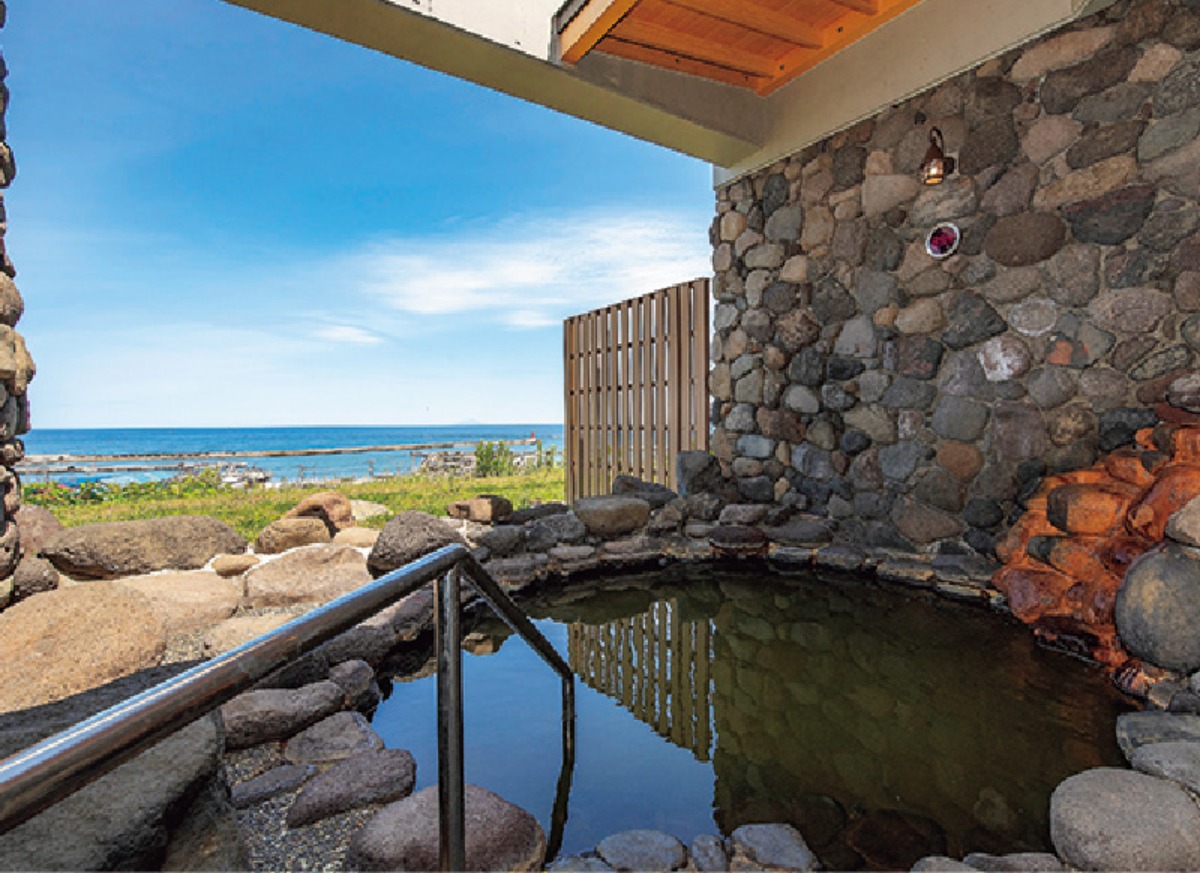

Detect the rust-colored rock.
xmin=1173 ymin=429 xmax=1200 ymax=461
xmin=1046 ymin=483 xmax=1134 ymax=535
xmin=994 ymin=564 xmax=1078 ymax=624
xmin=1126 ymin=464 xmax=1200 ymax=541
xmin=1104 ymin=448 xmax=1168 ymax=487
xmin=1028 ymin=536 xmax=1116 ymax=585
xmin=995 ymin=511 xmax=1058 ymax=565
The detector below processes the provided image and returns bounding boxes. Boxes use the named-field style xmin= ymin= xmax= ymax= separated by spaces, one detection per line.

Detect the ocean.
xmin=19 ymin=425 xmax=564 ymax=485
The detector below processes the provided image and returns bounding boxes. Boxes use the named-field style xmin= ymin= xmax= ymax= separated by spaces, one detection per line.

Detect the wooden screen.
xmin=563 ymin=278 xmax=710 ymax=502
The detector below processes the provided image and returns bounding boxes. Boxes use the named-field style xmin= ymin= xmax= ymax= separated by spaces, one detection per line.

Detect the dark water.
xmin=20 ymin=425 xmax=563 ymax=483
xmin=370 ymin=564 xmax=1132 ymax=870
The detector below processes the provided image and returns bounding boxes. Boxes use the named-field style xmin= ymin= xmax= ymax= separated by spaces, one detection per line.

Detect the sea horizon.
xmin=20 ymin=424 xmax=566 ymax=485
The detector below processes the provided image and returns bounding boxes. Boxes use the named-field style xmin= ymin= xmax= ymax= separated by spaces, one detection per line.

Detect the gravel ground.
xmin=223 ymin=745 xmax=383 ymax=871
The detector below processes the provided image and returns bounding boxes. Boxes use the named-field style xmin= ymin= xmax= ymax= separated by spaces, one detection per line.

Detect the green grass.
xmin=23 ymin=467 xmax=566 ymax=541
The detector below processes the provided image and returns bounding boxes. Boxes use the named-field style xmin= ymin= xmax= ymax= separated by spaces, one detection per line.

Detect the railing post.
xmin=436 ymin=566 xmax=466 ymax=872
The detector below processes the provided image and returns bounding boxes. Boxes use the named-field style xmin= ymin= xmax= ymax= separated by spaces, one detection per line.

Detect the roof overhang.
xmin=221 ymin=0 xmax=1119 ymax=183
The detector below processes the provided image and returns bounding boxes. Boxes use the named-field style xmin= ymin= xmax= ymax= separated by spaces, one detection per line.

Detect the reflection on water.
xmin=378 ymin=564 xmax=1132 ymax=869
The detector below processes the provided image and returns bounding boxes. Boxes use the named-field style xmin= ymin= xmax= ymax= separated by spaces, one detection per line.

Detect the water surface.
xmin=371 ymin=564 xmax=1131 ymax=869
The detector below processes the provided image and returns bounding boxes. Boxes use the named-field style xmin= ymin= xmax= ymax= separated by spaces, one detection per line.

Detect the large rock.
xmin=367 ymin=511 xmax=466 ymax=577
xmin=283 ymin=490 xmax=355 ymax=533
xmin=676 ymin=451 xmax=723 ymax=497
xmin=1116 ymin=544 xmax=1200 ymax=672
xmin=287 ymin=748 xmax=417 ymax=827
xmin=573 ymin=496 xmax=651 ymax=538
xmin=0 ymin=582 xmax=166 ymax=712
xmin=1050 ymin=767 xmax=1200 ymax=871
xmin=13 ymin=504 xmax=62 ymax=557
xmin=612 ymin=475 xmax=678 ymax=509
xmin=10 ymin=555 xmax=59 ymax=602
xmin=729 ymin=824 xmax=818 ymax=871
xmin=202 ymin=612 xmax=294 ymax=656
xmin=347 ymin=783 xmax=545 ymax=872
xmin=243 ymin=544 xmax=372 ymax=609
xmin=254 ymin=517 xmax=331 ymax=554
xmin=117 ymin=570 xmax=240 ymax=635
xmin=284 ymin=711 xmax=384 ymax=764
xmin=447 ymin=495 xmax=514 ymax=523
xmin=220 ymin=680 xmax=345 ymax=749
xmin=41 ymin=516 xmax=246 ymax=580
xmin=1130 ymin=740 xmax=1200 ymax=795
xmin=596 ymin=830 xmax=686 ymax=871
xmin=0 ymin=714 xmax=220 ymax=871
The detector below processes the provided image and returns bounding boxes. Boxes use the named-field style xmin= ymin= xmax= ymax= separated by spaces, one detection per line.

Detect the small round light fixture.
xmin=925 ymin=222 xmax=961 ymax=259
xmin=920 ymin=127 xmax=955 ymax=185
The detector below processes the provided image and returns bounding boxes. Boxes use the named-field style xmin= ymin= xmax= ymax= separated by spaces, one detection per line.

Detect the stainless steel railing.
xmin=0 ymin=543 xmax=576 ymax=871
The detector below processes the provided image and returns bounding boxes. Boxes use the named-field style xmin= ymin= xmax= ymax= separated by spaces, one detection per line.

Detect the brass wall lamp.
xmin=920 ymin=127 xmax=955 ymax=185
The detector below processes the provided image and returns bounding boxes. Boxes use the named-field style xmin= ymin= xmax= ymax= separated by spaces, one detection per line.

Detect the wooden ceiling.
xmin=555 ymin=0 xmax=928 ymax=95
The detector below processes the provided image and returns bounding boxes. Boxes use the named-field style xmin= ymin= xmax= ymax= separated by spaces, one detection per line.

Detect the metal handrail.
xmin=0 ymin=543 xmax=576 ymax=871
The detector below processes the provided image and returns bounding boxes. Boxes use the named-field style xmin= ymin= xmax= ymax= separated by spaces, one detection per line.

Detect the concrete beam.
xmin=220 ymin=0 xmax=765 ymax=166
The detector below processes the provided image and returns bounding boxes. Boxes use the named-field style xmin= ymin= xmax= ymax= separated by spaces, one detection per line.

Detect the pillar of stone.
xmin=0 ymin=0 xmax=40 ymax=607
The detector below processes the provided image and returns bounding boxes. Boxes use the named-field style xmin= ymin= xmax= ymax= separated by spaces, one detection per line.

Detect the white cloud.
xmin=338 ymin=208 xmax=711 ymax=326
xmin=314 ymin=325 xmax=383 ymax=345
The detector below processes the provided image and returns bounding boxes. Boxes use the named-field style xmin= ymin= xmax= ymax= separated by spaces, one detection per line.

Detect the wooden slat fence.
xmin=567 ymin=603 xmax=714 ymax=761
xmin=563 ymin=279 xmax=710 ymax=502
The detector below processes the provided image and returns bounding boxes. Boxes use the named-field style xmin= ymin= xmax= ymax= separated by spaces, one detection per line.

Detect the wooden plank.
xmin=669 ymin=602 xmax=684 ymax=747
xmin=695 ymin=619 xmax=711 ymax=762
xmin=560 ymin=0 xmax=642 ymax=64
xmin=584 ymin=313 xmax=599 ymax=498
xmin=631 ymin=298 xmax=645 ymax=482
xmin=605 ymin=306 xmax=618 ymax=490
xmin=564 ymin=318 xmax=578 ymax=504
xmin=662 ymin=0 xmax=824 ymax=48
xmin=655 ymin=289 xmax=670 ymax=486
xmin=691 ymin=279 xmax=710 ymax=451
xmin=642 ymin=295 xmax=657 ymax=484
xmin=824 ymin=0 xmax=879 ymax=14
xmin=611 ymin=17 xmax=781 ymax=77
xmin=669 ymin=283 xmax=689 ymax=486
xmin=758 ymin=0 xmax=925 ymax=95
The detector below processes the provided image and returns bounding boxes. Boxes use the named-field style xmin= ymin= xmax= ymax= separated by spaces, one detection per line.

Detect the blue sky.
xmin=5 ymin=1 xmax=714 ymax=428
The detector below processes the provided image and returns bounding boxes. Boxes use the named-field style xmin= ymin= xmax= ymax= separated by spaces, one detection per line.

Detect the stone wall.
xmin=710 ymin=0 xmax=1200 ymax=557
xmin=0 ymin=0 xmax=40 ymax=607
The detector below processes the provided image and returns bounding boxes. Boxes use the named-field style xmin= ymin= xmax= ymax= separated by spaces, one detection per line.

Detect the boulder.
xmin=220 ymin=680 xmax=345 ymax=749
xmin=230 ymin=764 xmax=317 ymax=809
xmin=1116 ymin=711 xmax=1200 ymax=758
xmin=10 ymin=555 xmax=58 ymax=602
xmin=1116 ymin=544 xmax=1200 ymax=672
xmin=284 ymin=711 xmax=384 ymax=764
xmin=283 ymin=490 xmax=355 ymax=533
xmin=525 ymin=512 xmax=587 ymax=551
xmin=243 ymin=544 xmax=372 ymax=609
xmin=117 ymin=570 xmax=240 ymax=635
xmin=203 ymin=613 xmax=294 ymax=656
xmin=328 ymin=659 xmax=381 ymax=712
xmin=573 ymin=496 xmax=651 ymax=538
xmin=611 ymin=475 xmax=678 ymax=509
xmin=1129 ymin=740 xmax=1200 ymax=795
xmin=333 ymin=526 xmax=380 ymax=548
xmin=447 ymin=495 xmax=513 ymax=523
xmin=595 ymin=830 xmax=686 ymax=871
xmin=0 ymin=715 xmax=220 ymax=871
xmin=367 ymin=511 xmax=466 ymax=577
xmin=347 ymin=783 xmax=545 ymax=872
xmin=729 ymin=824 xmax=818 ymax=871
xmin=689 ymin=834 xmax=729 ymax=872
xmin=287 ymin=748 xmax=416 ymax=827
xmin=0 ymin=582 xmax=166 ymax=712
xmin=960 ymin=852 xmax=1062 ymax=872
xmin=1050 ymin=767 xmax=1200 ymax=871
xmin=254 ymin=517 xmax=331 ymax=554
xmin=677 ymin=451 xmax=723 ymax=497
xmin=211 ymin=553 xmax=259 ymax=577
xmin=40 ymin=516 xmax=246 ymax=580
xmin=13 ymin=504 xmax=62 ymax=557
